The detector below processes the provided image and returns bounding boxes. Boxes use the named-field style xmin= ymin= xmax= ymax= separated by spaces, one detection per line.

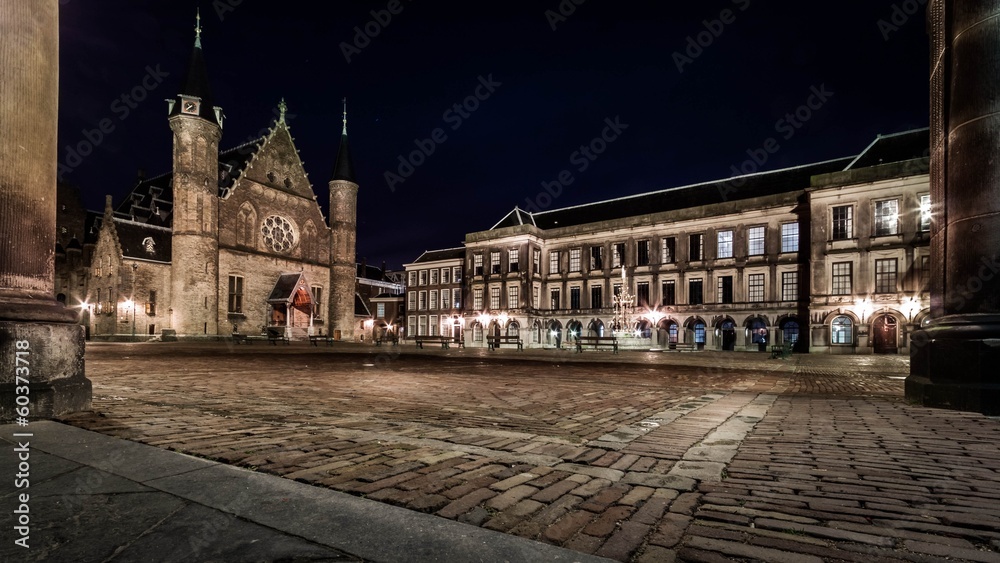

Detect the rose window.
xmin=261 ymin=215 xmax=297 ymax=253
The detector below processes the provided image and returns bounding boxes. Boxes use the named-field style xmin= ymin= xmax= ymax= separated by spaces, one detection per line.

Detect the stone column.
xmin=906 ymin=0 xmax=1000 ymax=414
xmin=0 ymin=0 xmax=91 ymax=420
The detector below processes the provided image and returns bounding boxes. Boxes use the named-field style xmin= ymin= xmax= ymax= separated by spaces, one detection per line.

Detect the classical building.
xmin=402 ymin=248 xmax=465 ymax=340
xmin=82 ymin=17 xmax=365 ymax=341
xmin=444 ymin=129 xmax=929 ymax=353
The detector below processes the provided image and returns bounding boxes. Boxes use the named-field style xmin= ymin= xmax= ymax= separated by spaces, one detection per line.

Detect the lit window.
xmin=832 ymin=205 xmax=853 ymax=240
xmin=748 ymin=274 xmax=764 ymax=303
xmin=832 ymin=316 xmax=853 ymax=345
xmin=875 ymin=258 xmax=898 ymax=294
xmin=549 ymin=251 xmax=560 ymax=275
xmin=781 ymin=223 xmax=799 ymax=253
xmin=509 ymin=249 xmax=519 ymax=272
xmin=919 ymin=194 xmax=931 ymax=232
xmin=569 ymin=249 xmax=581 ymax=272
xmin=717 ymin=230 xmax=733 ymax=259
xmin=661 ymin=237 xmax=676 ymax=263
xmin=832 ymin=262 xmax=852 ymax=295
xmin=228 ymin=275 xmax=243 ymax=313
xmin=491 ymin=251 xmax=501 ymax=274
xmin=441 ymin=268 xmax=450 ymax=284
xmin=474 ymin=254 xmax=483 ymax=276
xmin=508 ymin=285 xmax=519 ymax=308
xmin=781 ymin=271 xmax=798 ymax=301
xmin=748 ymin=227 xmax=765 ymax=256
xmin=490 ymin=287 xmax=501 ymax=309
xmin=473 ymin=288 xmax=483 ymax=310
xmin=875 ymin=199 xmax=899 ymax=236
xmin=376 ymin=303 xmax=385 ymax=318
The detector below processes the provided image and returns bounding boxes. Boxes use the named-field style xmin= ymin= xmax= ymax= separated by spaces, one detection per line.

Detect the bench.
xmin=770 ymin=342 xmax=793 ymax=359
xmin=575 ymin=336 xmax=618 ymax=354
xmin=266 ymin=327 xmax=289 ymax=345
xmin=487 ymin=335 xmax=523 ymax=350
xmin=667 ymin=342 xmax=698 ymax=352
xmin=376 ymin=334 xmax=399 ymax=346
xmin=309 ymin=333 xmax=335 ymax=347
xmin=231 ymin=333 xmax=251 ymax=345
xmin=415 ymin=335 xmax=455 ymax=349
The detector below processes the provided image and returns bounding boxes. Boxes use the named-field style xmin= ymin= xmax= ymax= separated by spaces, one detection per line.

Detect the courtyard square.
xmin=55 ymin=343 xmax=1000 ymax=562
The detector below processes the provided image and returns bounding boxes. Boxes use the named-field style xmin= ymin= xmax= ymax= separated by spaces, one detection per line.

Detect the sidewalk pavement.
xmin=0 ymin=421 xmax=609 ymax=562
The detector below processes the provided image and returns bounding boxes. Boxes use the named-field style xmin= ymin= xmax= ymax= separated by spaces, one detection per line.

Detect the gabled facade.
xmin=83 ymin=16 xmax=365 ymax=341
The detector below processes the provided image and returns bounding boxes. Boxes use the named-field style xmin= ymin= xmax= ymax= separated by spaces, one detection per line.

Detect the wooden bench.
xmin=575 ymin=336 xmax=618 ymax=354
xmin=487 ymin=335 xmax=523 ymax=350
xmin=309 ymin=333 xmax=335 ymax=347
xmin=770 ymin=342 xmax=793 ymax=359
xmin=415 ymin=335 xmax=454 ymax=349
xmin=667 ymin=342 xmax=698 ymax=352
xmin=266 ymin=327 xmax=289 ymax=345
xmin=231 ymin=333 xmax=251 ymax=345
xmin=376 ymin=334 xmax=399 ymax=346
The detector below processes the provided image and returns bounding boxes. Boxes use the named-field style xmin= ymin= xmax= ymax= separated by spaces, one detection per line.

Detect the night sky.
xmin=59 ymin=1 xmax=930 ymax=269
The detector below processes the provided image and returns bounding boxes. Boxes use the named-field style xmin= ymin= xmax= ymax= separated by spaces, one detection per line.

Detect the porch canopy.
xmin=267 ymin=273 xmax=315 ymax=329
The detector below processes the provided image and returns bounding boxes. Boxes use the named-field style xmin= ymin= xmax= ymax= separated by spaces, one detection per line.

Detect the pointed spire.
xmin=169 ymin=8 xmax=219 ymax=126
xmin=194 ymin=8 xmax=202 ymax=48
xmin=332 ymin=97 xmax=356 ymax=183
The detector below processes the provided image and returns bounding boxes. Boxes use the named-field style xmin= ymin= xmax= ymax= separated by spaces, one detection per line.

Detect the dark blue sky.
xmin=59 ymin=1 xmax=929 ymax=269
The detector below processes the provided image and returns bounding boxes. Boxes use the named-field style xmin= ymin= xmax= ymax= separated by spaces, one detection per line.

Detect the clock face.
xmin=182 ymin=100 xmax=199 ymax=114
xmin=261 ymin=215 xmax=297 ymax=253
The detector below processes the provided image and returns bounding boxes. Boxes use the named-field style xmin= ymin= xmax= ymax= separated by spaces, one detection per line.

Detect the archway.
xmin=657 ymin=318 xmax=678 ymax=347
xmin=779 ymin=316 xmax=801 ymax=350
xmin=718 ymin=319 xmax=736 ymax=351
xmin=587 ymin=318 xmax=604 ymax=337
xmin=547 ymin=320 xmax=563 ymax=346
xmin=872 ymin=314 xmax=898 ymax=354
xmin=745 ymin=315 xmax=769 ymax=351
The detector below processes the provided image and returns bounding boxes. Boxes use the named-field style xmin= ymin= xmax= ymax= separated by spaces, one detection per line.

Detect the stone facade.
xmin=402 ymin=248 xmax=465 ymax=340
xmin=414 ymin=129 xmax=931 ymax=354
xmin=81 ymin=22 xmax=364 ymax=342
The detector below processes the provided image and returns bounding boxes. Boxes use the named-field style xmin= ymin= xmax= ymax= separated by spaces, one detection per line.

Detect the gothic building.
xmin=83 ymin=18 xmax=363 ymax=341
xmin=409 ymin=128 xmax=931 ymax=354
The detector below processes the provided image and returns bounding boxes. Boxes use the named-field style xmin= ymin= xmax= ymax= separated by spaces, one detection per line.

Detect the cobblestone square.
xmin=62 ymin=343 xmax=1000 ymax=562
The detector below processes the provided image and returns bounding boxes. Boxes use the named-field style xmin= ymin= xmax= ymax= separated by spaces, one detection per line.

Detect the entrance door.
xmin=872 ymin=315 xmax=898 ymax=354
xmin=720 ymin=321 xmax=736 ymax=351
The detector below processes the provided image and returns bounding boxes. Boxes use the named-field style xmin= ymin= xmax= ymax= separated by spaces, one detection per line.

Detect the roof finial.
xmin=278 ymin=98 xmax=287 ymax=125
xmin=194 ymin=8 xmax=202 ymax=48
xmin=342 ymin=97 xmax=348 ymax=135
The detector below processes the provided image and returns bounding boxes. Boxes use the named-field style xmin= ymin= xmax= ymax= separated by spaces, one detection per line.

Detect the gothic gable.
xmin=239 ymin=123 xmax=315 ymax=201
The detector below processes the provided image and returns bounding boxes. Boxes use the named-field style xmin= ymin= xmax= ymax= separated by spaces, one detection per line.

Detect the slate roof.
xmin=332 ymin=132 xmax=355 ymax=183
xmin=410 ymin=247 xmax=465 ymax=264
xmin=115 ymin=220 xmax=172 ymax=263
xmin=845 ymin=128 xmax=929 ymax=170
xmin=116 ymin=138 xmax=264 ymax=227
xmin=357 ymin=263 xmax=389 ymax=281
xmin=522 ymin=157 xmax=854 ymax=231
xmin=169 ymin=31 xmax=220 ymax=125
xmin=267 ymin=273 xmax=304 ymax=303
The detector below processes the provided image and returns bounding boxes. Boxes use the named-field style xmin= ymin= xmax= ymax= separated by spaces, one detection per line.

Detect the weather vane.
xmin=194 ymin=8 xmax=202 ymax=48
xmin=342 ymin=97 xmax=348 ymax=135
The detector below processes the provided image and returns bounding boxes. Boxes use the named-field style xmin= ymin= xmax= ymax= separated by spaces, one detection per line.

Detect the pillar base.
xmin=0 ymin=320 xmax=91 ymax=421
xmin=905 ymin=314 xmax=1000 ymax=415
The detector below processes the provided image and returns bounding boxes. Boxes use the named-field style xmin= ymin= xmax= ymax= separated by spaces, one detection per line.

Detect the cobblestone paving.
xmin=62 ymin=343 xmax=1000 ymax=562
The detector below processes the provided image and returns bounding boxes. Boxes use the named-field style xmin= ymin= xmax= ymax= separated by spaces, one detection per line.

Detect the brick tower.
xmin=329 ymin=101 xmax=358 ymax=340
xmin=168 ymin=11 xmax=223 ymax=337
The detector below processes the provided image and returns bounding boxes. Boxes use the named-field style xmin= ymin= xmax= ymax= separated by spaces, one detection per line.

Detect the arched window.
xmin=693 ymin=322 xmax=706 ymax=344
xmin=781 ymin=319 xmax=800 ymax=345
xmin=473 ymin=323 xmax=483 ymax=342
xmin=832 ymin=316 xmax=853 ymax=345
xmin=750 ymin=318 xmax=767 ymax=344
xmin=668 ymin=323 xmax=678 ymax=343
xmin=507 ymin=321 xmax=520 ymax=338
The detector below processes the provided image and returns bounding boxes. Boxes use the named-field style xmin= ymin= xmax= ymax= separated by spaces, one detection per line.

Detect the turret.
xmin=329 ymin=99 xmax=359 ymax=340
